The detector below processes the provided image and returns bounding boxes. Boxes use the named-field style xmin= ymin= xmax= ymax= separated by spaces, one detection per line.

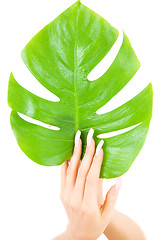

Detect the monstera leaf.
xmin=8 ymin=0 xmax=153 ymax=178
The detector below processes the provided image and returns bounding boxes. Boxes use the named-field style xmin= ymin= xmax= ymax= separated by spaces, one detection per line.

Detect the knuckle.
xmin=70 ymin=201 xmax=79 ymax=211
xmin=60 ymin=193 xmax=64 ymax=203
xmin=81 ymin=204 xmax=95 ymax=215
xmin=63 ymin=196 xmax=69 ymax=207
xmin=81 ymin=205 xmax=88 ymax=214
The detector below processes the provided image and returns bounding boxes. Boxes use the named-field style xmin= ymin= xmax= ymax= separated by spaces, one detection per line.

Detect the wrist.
xmin=62 ymin=231 xmax=70 ymax=240
xmin=65 ymin=229 xmax=96 ymax=240
xmin=103 ymin=209 xmax=117 ymax=236
xmin=64 ymin=230 xmax=80 ymax=240
xmin=65 ymin=229 xmax=81 ymax=240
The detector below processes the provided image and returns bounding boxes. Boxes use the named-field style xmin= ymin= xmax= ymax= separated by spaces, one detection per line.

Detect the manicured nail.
xmin=87 ymin=128 xmax=94 ymax=147
xmin=114 ymin=176 xmax=122 ymax=193
xmin=75 ymin=130 xmax=81 ymax=148
xmin=95 ymin=140 xmax=104 ymax=156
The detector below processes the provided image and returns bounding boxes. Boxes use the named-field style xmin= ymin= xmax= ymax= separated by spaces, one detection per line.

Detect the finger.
xmin=83 ymin=140 xmax=104 ymax=205
xmin=115 ymin=176 xmax=122 ymax=192
xmin=74 ymin=128 xmax=95 ymax=201
xmin=101 ymin=184 xmax=119 ymax=224
xmin=65 ymin=130 xmax=82 ymax=190
xmin=98 ymin=179 xmax=104 ymax=206
xmin=60 ymin=160 xmax=69 ymax=199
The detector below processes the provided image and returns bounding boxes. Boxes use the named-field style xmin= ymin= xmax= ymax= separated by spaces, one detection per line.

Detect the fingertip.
xmin=99 ymin=147 xmax=104 ymax=159
xmin=106 ymin=186 xmax=119 ymax=208
xmin=101 ymin=184 xmax=118 ymax=220
xmin=74 ymin=137 xmax=82 ymax=148
xmin=78 ymin=137 xmax=82 ymax=146
xmin=87 ymin=128 xmax=94 ymax=147
xmin=74 ymin=130 xmax=81 ymax=148
xmin=94 ymin=146 xmax=103 ymax=165
xmin=95 ymin=140 xmax=104 ymax=157
xmin=115 ymin=176 xmax=122 ymax=193
xmin=108 ymin=185 xmax=118 ymax=195
xmin=73 ymin=138 xmax=82 ymax=158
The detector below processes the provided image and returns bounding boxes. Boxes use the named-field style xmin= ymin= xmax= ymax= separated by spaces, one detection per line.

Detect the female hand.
xmin=60 ymin=128 xmax=119 ymax=240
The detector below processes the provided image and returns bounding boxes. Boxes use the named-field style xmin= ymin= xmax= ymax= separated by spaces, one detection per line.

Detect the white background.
xmin=0 ymin=0 xmax=159 ymax=239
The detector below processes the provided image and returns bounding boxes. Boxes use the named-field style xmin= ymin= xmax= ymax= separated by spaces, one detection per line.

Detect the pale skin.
xmin=53 ymin=128 xmax=146 ymax=240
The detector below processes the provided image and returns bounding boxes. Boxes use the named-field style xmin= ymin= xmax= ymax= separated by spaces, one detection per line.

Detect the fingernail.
xmin=87 ymin=128 xmax=94 ymax=147
xmin=75 ymin=130 xmax=81 ymax=148
xmin=95 ymin=140 xmax=104 ymax=156
xmin=114 ymin=176 xmax=122 ymax=193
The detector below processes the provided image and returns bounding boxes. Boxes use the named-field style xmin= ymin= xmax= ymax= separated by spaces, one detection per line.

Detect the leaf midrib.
xmin=74 ymin=3 xmax=80 ymax=132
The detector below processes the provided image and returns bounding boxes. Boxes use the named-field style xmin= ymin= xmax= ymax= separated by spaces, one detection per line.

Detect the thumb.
xmin=101 ymin=177 xmax=122 ymax=223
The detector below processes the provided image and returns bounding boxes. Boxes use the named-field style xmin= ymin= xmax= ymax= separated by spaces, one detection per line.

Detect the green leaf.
xmin=8 ymin=1 xmax=153 ymax=178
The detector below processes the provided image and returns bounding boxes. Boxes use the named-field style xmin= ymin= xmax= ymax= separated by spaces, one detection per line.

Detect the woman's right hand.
xmin=60 ymin=128 xmax=119 ymax=240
